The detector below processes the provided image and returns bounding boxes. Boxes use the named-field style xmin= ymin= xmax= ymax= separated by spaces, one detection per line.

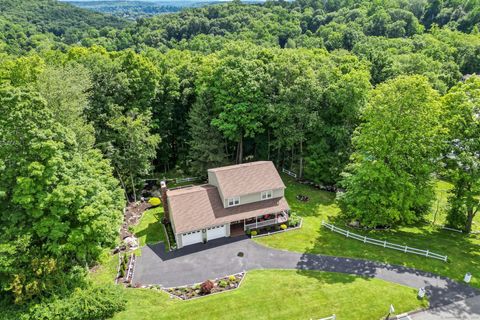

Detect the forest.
xmin=1 ymin=0 xmax=480 ymax=319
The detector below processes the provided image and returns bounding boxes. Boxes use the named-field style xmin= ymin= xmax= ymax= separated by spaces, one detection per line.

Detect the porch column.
xmin=243 ymin=219 xmax=246 ymax=231
xmin=255 ymin=216 xmax=258 ymax=229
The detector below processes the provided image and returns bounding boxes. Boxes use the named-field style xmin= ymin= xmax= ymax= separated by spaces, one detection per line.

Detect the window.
xmin=261 ymin=190 xmax=273 ymax=200
xmin=227 ymin=196 xmax=240 ymax=207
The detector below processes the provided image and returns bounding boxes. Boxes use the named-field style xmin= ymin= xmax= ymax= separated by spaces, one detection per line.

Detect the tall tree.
xmin=443 ymin=76 xmax=480 ymax=233
xmin=187 ymin=98 xmax=228 ymax=175
xmin=35 ymin=63 xmax=95 ymax=151
xmin=105 ymin=111 xmax=160 ymax=201
xmin=0 ymin=85 xmax=124 ymax=303
xmin=339 ymin=75 xmax=443 ymax=227
xmin=210 ymin=54 xmax=268 ymax=163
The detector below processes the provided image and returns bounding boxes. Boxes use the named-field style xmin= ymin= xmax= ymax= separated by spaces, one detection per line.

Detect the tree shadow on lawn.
xmin=134 ymin=209 xmax=165 ymax=246
xmin=283 ymin=175 xmax=337 ymax=218
xmin=295 ymin=219 xmax=480 ymax=308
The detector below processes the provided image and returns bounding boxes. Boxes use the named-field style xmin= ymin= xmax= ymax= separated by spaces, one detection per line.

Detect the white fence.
xmin=282 ymin=168 xmax=297 ymax=178
xmin=311 ymin=315 xmax=336 ymax=320
xmin=175 ymin=177 xmax=200 ymax=184
xmin=321 ymin=221 xmax=447 ymax=262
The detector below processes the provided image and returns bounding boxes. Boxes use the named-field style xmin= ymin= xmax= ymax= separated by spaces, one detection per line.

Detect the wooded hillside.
xmin=1 ymin=0 xmax=480 ymax=318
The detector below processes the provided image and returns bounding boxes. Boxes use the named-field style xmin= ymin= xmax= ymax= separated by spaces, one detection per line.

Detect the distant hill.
xmin=62 ymin=0 xmax=264 ymax=19
xmin=0 ymin=0 xmax=131 ymax=53
xmin=63 ymin=1 xmax=191 ymax=19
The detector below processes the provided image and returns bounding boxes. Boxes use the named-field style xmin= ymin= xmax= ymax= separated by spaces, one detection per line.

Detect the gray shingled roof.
xmin=208 ymin=161 xmax=285 ymax=199
xmin=167 ymin=184 xmax=289 ymax=234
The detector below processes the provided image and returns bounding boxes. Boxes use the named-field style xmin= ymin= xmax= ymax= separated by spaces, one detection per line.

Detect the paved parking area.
xmin=133 ymin=237 xmax=478 ymax=308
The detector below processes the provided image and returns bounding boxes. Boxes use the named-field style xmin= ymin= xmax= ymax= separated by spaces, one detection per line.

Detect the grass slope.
xmin=91 ymin=203 xmax=426 ymax=319
xmin=256 ymin=176 xmax=480 ymax=288
xmin=132 ymin=206 xmax=165 ymax=248
xmin=112 ymin=270 xmax=426 ymax=320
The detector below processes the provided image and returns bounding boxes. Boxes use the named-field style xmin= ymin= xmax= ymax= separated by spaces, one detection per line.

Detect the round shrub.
xmin=200 ymin=280 xmax=214 ymax=294
xmin=250 ymin=230 xmax=258 ymax=236
xmin=280 ymin=224 xmax=287 ymax=230
xmin=228 ymin=275 xmax=236 ymax=282
xmin=148 ymin=197 xmax=161 ymax=207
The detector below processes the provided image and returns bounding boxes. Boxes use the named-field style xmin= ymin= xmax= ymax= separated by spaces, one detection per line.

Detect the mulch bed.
xmin=145 ymin=273 xmax=245 ymax=300
xmin=120 ymin=201 xmax=152 ymax=240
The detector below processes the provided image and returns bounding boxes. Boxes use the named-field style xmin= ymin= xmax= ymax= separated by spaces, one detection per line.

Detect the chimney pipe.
xmin=160 ymin=180 xmax=169 ymax=222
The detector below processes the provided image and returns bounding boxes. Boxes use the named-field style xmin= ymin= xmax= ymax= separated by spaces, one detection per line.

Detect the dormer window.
xmin=227 ymin=196 xmax=240 ymax=207
xmin=261 ymin=190 xmax=273 ymax=200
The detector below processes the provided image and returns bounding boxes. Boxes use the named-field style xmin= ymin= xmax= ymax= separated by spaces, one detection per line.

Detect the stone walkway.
xmin=133 ymin=236 xmax=478 ymax=308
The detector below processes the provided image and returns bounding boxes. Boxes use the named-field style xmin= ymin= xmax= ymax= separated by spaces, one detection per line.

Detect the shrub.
xmin=288 ymin=212 xmax=301 ymax=227
xmin=250 ymin=230 xmax=258 ymax=236
xmin=148 ymin=197 xmax=161 ymax=207
xmin=218 ymin=280 xmax=228 ymax=288
xmin=27 ymin=285 xmax=126 ymax=320
xmin=245 ymin=229 xmax=251 ymax=235
xmin=280 ymin=224 xmax=287 ymax=230
xmin=200 ymin=280 xmax=214 ymax=294
xmin=228 ymin=275 xmax=236 ymax=282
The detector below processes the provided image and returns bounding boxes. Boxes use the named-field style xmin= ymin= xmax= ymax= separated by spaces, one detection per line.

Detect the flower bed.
xmin=161 ymin=273 xmax=245 ymax=300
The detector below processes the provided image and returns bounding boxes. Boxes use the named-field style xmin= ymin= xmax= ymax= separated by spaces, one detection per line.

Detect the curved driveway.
xmin=133 ymin=236 xmax=478 ymax=308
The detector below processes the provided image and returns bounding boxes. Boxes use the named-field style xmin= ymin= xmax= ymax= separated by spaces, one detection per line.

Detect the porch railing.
xmin=245 ymin=211 xmax=288 ymax=230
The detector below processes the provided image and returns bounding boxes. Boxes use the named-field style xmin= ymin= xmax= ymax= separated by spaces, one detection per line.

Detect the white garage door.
xmin=206 ymin=225 xmax=226 ymax=241
xmin=181 ymin=230 xmax=203 ymax=246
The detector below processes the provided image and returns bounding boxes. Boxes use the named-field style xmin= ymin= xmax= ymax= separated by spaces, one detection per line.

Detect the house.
xmin=162 ymin=161 xmax=290 ymax=248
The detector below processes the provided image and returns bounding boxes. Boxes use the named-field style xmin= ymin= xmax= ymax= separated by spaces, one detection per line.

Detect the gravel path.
xmin=133 ymin=236 xmax=478 ymax=308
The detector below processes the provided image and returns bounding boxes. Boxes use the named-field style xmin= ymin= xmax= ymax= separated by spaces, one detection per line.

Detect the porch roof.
xmin=167 ymin=184 xmax=289 ymax=234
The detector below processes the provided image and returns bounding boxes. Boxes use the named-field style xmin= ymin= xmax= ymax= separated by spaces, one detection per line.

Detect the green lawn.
xmin=256 ymin=175 xmax=480 ymax=288
xmin=88 ymin=176 xmax=479 ymax=319
xmin=132 ymin=206 xmax=166 ymax=247
xmin=112 ymin=270 xmax=426 ymax=320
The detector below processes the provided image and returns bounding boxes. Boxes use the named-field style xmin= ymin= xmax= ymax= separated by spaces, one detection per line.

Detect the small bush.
xmin=245 ymin=229 xmax=251 ymax=235
xmin=27 ymin=285 xmax=126 ymax=320
xmin=280 ymin=224 xmax=287 ymax=230
xmin=148 ymin=197 xmax=161 ymax=207
xmin=200 ymin=280 xmax=214 ymax=294
xmin=228 ymin=275 xmax=236 ymax=282
xmin=250 ymin=230 xmax=258 ymax=236
xmin=218 ymin=280 xmax=228 ymax=288
xmin=288 ymin=212 xmax=301 ymax=227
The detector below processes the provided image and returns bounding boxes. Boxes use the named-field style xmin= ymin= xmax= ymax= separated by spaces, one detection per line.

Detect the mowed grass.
xmin=256 ymin=175 xmax=480 ymax=288
xmin=112 ymin=270 xmax=427 ymax=320
xmin=132 ymin=206 xmax=166 ymax=247
xmin=90 ymin=193 xmax=426 ymax=319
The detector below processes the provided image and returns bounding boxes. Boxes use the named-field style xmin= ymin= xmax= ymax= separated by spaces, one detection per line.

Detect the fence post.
xmin=383 ymin=240 xmax=386 ymax=248
xmin=346 ymin=231 xmax=349 ymax=238
xmin=363 ymin=235 xmax=366 ymax=243
xmin=444 ymin=256 xmax=448 ymax=262
xmin=426 ymin=250 xmax=429 ymax=257
xmin=404 ymin=245 xmax=408 ymax=253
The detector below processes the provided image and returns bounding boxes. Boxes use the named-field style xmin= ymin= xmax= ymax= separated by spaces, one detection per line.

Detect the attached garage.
xmin=206 ymin=224 xmax=227 ymax=241
xmin=181 ymin=230 xmax=203 ymax=246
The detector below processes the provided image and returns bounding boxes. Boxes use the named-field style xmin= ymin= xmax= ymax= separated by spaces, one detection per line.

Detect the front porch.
xmin=243 ymin=210 xmax=289 ymax=231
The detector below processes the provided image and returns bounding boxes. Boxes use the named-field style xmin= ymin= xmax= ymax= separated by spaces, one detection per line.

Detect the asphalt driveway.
xmin=133 ymin=236 xmax=478 ymax=308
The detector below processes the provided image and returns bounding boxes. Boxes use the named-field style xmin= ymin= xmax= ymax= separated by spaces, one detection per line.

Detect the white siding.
xmin=234 ymin=188 xmax=285 ymax=206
